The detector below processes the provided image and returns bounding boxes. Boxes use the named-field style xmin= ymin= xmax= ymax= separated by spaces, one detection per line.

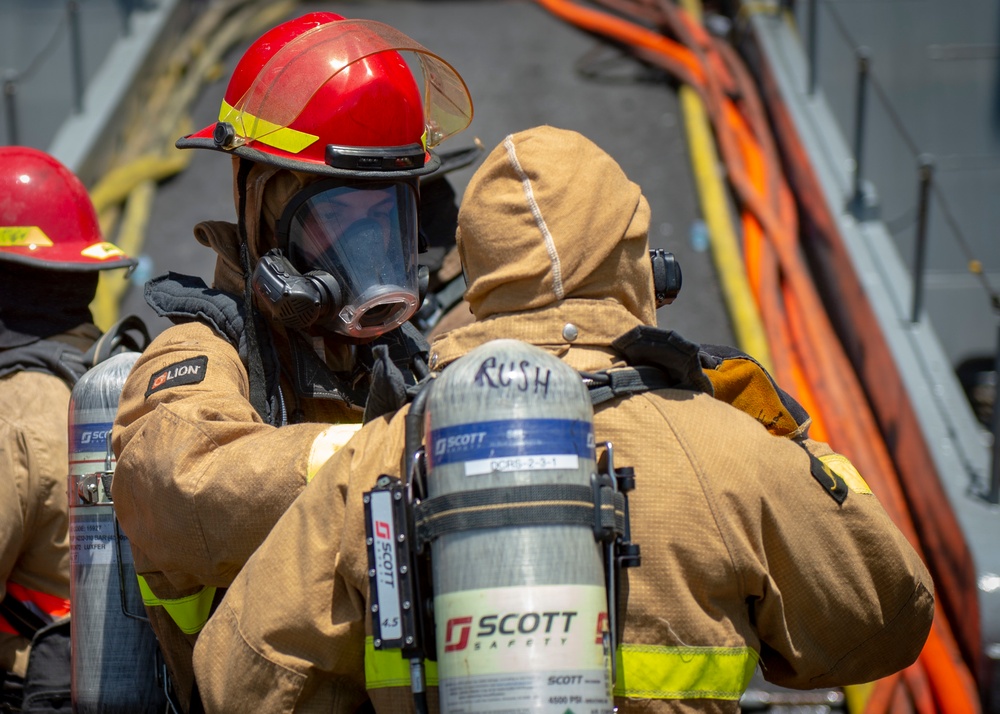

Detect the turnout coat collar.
xmin=429 ymin=300 xmax=646 ymax=374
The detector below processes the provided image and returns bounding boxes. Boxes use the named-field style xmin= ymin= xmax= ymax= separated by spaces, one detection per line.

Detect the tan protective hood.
xmin=457 ymin=126 xmax=656 ymax=324
xmin=193 ymin=160 xmax=326 ymax=295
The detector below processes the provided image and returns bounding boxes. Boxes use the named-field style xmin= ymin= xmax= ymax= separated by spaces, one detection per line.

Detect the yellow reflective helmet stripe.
xmin=364 ymin=638 xmax=757 ymax=701
xmin=0 ymin=226 xmax=53 ymax=247
xmin=80 ymin=241 xmax=128 ymax=260
xmin=136 ymin=575 xmax=216 ymax=635
xmin=218 ymin=100 xmax=319 ymax=155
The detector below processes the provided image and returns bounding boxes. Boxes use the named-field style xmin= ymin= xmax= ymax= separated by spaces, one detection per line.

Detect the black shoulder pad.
xmin=611 ymin=326 xmax=713 ymax=394
xmin=145 ymin=273 xmax=247 ymax=360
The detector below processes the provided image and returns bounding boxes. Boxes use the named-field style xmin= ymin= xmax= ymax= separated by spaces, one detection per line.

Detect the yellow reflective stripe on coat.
xmin=136 ymin=575 xmax=216 ymax=635
xmin=364 ymin=639 xmax=439 ymax=688
xmin=614 ymin=644 xmax=758 ymax=700
xmin=307 ymin=423 xmax=363 ymax=483
xmin=218 ymin=100 xmax=318 ymax=154
xmin=819 ymin=453 xmax=872 ymax=495
xmin=364 ymin=637 xmax=757 ymax=700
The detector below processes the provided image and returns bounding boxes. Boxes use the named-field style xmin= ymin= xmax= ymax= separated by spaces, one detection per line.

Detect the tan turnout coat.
xmin=0 ymin=326 xmax=98 ymax=675
xmin=191 ymin=127 xmax=934 ymax=712
xmin=112 ymin=184 xmax=365 ymax=709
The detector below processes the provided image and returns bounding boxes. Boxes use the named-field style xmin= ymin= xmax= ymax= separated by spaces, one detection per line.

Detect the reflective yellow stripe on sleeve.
xmin=136 ymin=575 xmax=217 ymax=635
xmin=614 ymin=643 xmax=758 ymax=700
xmin=364 ymin=638 xmax=758 ymax=701
xmin=307 ymin=423 xmax=363 ymax=483
xmin=364 ymin=639 xmax=439 ymax=688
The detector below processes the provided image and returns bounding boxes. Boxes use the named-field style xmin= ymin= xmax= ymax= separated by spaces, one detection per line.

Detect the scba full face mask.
xmin=255 ymin=178 xmax=421 ymax=340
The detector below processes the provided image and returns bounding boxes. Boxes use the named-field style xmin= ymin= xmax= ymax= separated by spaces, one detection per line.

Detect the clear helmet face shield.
xmin=224 ymin=19 xmax=474 ymax=151
xmin=280 ymin=180 xmax=420 ymax=339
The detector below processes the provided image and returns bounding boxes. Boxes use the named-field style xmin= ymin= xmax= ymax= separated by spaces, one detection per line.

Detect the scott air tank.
xmin=425 ymin=339 xmax=613 ymax=714
xmin=67 ymin=351 xmax=167 ymax=713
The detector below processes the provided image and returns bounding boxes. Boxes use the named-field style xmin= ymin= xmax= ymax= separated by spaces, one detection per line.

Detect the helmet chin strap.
xmin=237 ymin=158 xmax=280 ymax=425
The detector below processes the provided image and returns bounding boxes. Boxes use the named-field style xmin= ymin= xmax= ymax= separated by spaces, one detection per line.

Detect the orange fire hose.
xmin=744 ymin=8 xmax=980 ymax=700
xmin=744 ymin=1 xmax=982 ymax=692
xmin=533 ymin=0 xmax=982 ymax=711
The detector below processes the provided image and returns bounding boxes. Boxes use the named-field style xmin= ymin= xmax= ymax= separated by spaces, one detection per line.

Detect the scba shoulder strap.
xmin=82 ymin=314 xmax=150 ymax=367
xmin=0 ymin=315 xmax=150 ymax=389
xmin=582 ymin=325 xmax=713 ymax=406
xmin=0 ymin=339 xmax=89 ymax=388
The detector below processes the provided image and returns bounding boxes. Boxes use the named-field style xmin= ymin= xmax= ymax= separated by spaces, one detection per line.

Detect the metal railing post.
xmin=67 ymin=0 xmax=85 ymax=113
xmin=119 ymin=0 xmax=134 ymax=36
xmin=910 ymin=155 xmax=935 ymax=324
xmin=807 ymin=0 xmax=819 ymax=96
xmin=850 ymin=46 xmax=871 ymax=215
xmin=990 ymin=318 xmax=1000 ymax=504
xmin=3 ymin=71 xmax=18 ymax=145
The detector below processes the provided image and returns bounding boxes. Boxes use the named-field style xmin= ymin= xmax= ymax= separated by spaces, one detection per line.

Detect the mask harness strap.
xmin=236 ymin=158 xmax=278 ymax=425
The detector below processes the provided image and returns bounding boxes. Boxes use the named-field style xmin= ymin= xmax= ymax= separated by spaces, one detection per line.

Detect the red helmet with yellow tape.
xmin=0 ymin=146 xmax=135 ymax=271
xmin=175 ymin=12 xmax=474 ymax=338
xmin=176 ymin=12 xmax=474 ymax=179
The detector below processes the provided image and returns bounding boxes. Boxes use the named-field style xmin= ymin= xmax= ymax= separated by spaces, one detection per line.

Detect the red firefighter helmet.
xmin=177 ymin=12 xmax=474 ymax=178
xmin=0 ymin=146 xmax=135 ymax=271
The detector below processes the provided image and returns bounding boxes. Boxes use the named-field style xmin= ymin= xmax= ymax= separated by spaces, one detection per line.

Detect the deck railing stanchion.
xmin=849 ymin=46 xmax=871 ymax=217
xmin=3 ymin=72 xmax=19 ymax=145
xmin=910 ymin=155 xmax=935 ymax=324
xmin=989 ymin=318 xmax=1000 ymax=504
xmin=807 ymin=0 xmax=819 ymax=96
xmin=67 ymin=0 xmax=85 ymax=113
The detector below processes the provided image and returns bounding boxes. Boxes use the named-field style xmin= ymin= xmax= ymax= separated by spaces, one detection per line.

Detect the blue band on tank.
xmin=428 ymin=418 xmax=594 ymax=468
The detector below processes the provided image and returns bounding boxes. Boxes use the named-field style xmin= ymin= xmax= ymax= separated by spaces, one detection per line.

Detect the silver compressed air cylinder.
xmin=425 ymin=339 xmax=613 ymax=714
xmin=68 ymin=351 xmax=167 ymax=713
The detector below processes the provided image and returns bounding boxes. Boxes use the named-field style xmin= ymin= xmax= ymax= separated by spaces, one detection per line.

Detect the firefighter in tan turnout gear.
xmin=109 ymin=12 xmax=473 ymax=711
xmin=0 ymin=147 xmax=139 ymax=712
xmin=190 ymin=125 xmax=934 ymax=712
